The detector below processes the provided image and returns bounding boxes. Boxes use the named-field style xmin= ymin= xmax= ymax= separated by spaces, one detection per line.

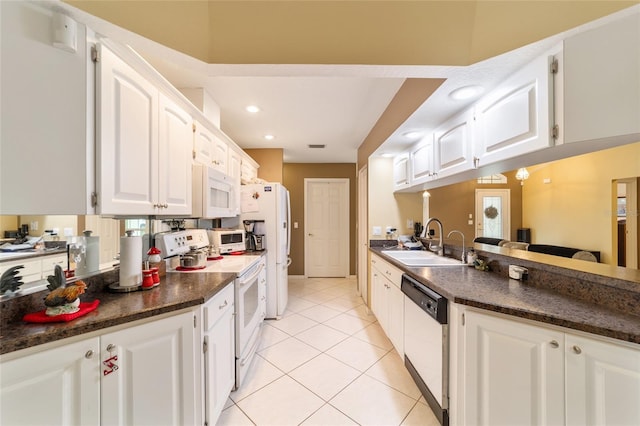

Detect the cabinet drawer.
xmin=203 ymin=283 xmax=234 ymax=331
xmin=0 ymin=259 xmax=42 ymax=281
xmin=41 ymin=255 xmax=67 ymax=276
xmin=371 ymin=254 xmax=403 ymax=288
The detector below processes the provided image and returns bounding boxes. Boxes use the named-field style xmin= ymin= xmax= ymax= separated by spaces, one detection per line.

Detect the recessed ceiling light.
xmin=449 ymin=85 xmax=484 ymax=101
xmin=264 ymin=134 xmax=274 ymax=140
xmin=402 ymin=131 xmax=422 ymax=140
xmin=246 ymin=105 xmax=260 ymax=113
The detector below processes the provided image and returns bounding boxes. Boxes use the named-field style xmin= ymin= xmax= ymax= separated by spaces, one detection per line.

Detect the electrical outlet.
xmin=30 ymin=221 xmax=38 ymax=231
xmin=64 ymin=228 xmax=73 ymax=237
xmin=407 ymin=219 xmax=414 ymax=229
xmin=294 ymin=222 xmax=299 ymax=229
xmin=468 ymin=220 xmax=473 ymax=225
xmin=372 ymin=226 xmax=382 ymax=236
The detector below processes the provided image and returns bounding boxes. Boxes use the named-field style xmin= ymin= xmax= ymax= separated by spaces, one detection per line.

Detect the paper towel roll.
xmin=119 ymin=235 xmax=142 ymax=287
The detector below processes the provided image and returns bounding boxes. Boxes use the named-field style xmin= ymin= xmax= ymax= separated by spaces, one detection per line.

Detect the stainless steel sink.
xmin=382 ymin=250 xmax=465 ymax=267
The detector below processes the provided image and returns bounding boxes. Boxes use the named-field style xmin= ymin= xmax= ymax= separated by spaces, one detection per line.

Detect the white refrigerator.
xmin=241 ymin=183 xmax=291 ymax=318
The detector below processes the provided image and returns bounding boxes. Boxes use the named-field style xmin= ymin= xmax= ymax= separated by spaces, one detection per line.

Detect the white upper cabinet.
xmin=393 ymin=154 xmax=411 ymax=190
xmin=193 ymin=121 xmax=228 ymax=174
xmin=434 ymin=108 xmax=475 ymax=178
xmin=97 ymin=43 xmax=192 ymax=216
xmin=212 ymin=136 xmax=229 ymax=174
xmin=562 ymin=12 xmax=640 ymax=145
xmin=97 ymin=43 xmax=158 ymax=215
xmin=0 ymin=2 xmax=94 ymax=214
xmin=193 ymin=121 xmax=215 ymax=166
xmin=158 ymin=94 xmax=193 ymax=215
xmin=240 ymin=158 xmax=259 ymax=184
xmin=410 ymin=135 xmax=435 ymax=185
xmin=474 ymin=49 xmax=556 ymax=167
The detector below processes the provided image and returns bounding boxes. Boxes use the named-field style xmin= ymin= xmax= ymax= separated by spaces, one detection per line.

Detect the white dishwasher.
xmin=402 ymin=273 xmax=449 ymax=426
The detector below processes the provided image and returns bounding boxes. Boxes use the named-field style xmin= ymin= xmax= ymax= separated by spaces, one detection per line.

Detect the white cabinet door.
xmin=228 ymin=150 xmax=242 ymax=215
xmin=193 ymin=121 xmax=215 ymax=166
xmin=475 ymin=50 xmax=555 ymax=167
xmin=0 ymin=337 xmax=101 ymax=426
xmin=563 ymin=13 xmax=640 ymax=145
xmin=566 ymin=333 xmax=640 ymax=426
xmin=0 ymin=1 xmax=93 ymax=215
xmin=212 ymin=136 xmax=229 ymax=174
xmin=463 ymin=309 xmax=565 ymax=426
xmin=434 ymin=109 xmax=475 ymax=179
xmin=370 ymin=254 xmax=403 ymax=355
xmin=241 ymin=159 xmax=258 ymax=184
xmin=387 ymin=282 xmax=404 ymax=356
xmin=410 ymin=135 xmax=435 ymax=185
xmin=100 ymin=311 xmax=197 ymax=426
xmin=97 ymin=43 xmax=158 ymax=215
xmin=203 ymin=284 xmax=235 ymax=425
xmin=393 ymin=154 xmax=410 ymax=190
xmin=158 ymin=94 xmax=193 ymax=215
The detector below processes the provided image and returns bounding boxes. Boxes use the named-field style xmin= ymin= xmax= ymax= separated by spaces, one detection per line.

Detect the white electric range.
xmin=156 ymin=229 xmax=266 ymax=392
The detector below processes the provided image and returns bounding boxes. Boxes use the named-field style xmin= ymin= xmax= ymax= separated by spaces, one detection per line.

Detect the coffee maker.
xmin=243 ymin=220 xmax=266 ymax=251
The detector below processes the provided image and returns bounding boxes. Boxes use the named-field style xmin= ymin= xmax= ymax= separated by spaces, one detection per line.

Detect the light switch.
xmin=294 ymin=222 xmax=299 ymax=229
xmin=372 ymin=226 xmax=382 ymax=236
xmin=468 ymin=220 xmax=473 ymax=225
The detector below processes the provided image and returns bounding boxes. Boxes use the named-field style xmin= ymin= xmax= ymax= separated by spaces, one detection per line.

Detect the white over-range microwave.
xmin=192 ymin=164 xmax=239 ymax=218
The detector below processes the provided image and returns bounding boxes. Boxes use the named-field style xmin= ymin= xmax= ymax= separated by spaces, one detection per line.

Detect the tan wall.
xmin=18 ymin=215 xmax=78 ymax=239
xmin=67 ymin=1 xmax=635 ymax=65
xmin=244 ymin=148 xmax=284 ymax=183
xmin=523 ymin=142 xmax=640 ymax=265
xmin=283 ymin=163 xmax=357 ymax=276
xmin=428 ymin=171 xmax=524 ymax=246
xmin=0 ymin=216 xmax=19 ymax=236
xmin=368 ymin=157 xmax=423 ymax=240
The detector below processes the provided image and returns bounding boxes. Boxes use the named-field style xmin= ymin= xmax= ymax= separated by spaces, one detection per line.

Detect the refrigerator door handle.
xmin=286 ymin=257 xmax=292 ymax=267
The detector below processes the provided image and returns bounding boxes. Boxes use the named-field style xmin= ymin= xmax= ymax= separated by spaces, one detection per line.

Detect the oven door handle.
xmin=239 ymin=325 xmax=262 ymax=367
xmin=238 ymin=262 xmax=265 ymax=287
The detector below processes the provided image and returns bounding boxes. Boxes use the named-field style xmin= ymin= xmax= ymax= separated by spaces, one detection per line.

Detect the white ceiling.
xmin=63 ymin=2 xmax=634 ymax=164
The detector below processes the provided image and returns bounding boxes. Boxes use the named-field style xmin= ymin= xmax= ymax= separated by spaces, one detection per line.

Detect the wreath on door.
xmin=484 ymin=205 xmax=499 ymax=219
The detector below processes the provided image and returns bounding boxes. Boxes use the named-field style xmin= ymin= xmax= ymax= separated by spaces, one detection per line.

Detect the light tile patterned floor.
xmin=218 ymin=277 xmax=440 ymax=426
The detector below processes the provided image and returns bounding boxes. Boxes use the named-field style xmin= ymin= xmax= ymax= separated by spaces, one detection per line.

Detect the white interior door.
xmin=357 ymin=166 xmax=368 ymax=299
xmin=475 ymin=189 xmax=511 ymax=240
xmin=305 ymin=179 xmax=349 ymax=277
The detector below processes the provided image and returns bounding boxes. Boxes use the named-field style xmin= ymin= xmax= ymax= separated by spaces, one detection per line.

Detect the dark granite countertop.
xmin=0 ymin=271 xmax=235 ymax=355
xmin=371 ymin=247 xmax=640 ymax=345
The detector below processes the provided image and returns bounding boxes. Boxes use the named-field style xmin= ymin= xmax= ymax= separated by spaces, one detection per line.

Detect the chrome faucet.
xmin=421 ymin=217 xmax=444 ymax=256
xmin=447 ymin=229 xmax=466 ymax=263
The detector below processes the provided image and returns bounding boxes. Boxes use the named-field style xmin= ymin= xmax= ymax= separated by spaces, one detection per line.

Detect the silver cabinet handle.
xmin=106 ymin=344 xmax=116 ymax=352
xmin=572 ymin=345 xmax=582 ymax=354
xmin=85 ymin=350 xmax=94 ymax=359
xmin=219 ymin=300 xmax=228 ymax=310
xmin=549 ymin=340 xmax=559 ymax=348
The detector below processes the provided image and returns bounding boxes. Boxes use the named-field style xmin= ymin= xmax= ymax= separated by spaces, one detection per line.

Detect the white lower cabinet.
xmin=100 ymin=311 xmax=198 ymax=426
xmin=565 ymin=334 xmax=640 ymax=426
xmin=461 ymin=309 xmax=565 ymax=426
xmin=370 ymin=254 xmax=404 ymax=356
xmin=455 ymin=307 xmax=640 ymax=426
xmin=0 ymin=254 xmax=67 ymax=285
xmin=0 ymin=310 xmax=199 ymax=426
xmin=202 ymin=283 xmax=235 ymax=425
xmin=0 ymin=336 xmax=101 ymax=426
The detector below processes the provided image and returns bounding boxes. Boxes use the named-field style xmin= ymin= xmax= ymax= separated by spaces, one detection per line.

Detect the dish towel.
xmin=23 ymin=300 xmax=100 ymax=323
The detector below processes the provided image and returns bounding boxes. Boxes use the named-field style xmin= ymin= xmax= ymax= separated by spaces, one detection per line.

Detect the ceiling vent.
xmin=308 ymin=144 xmax=326 ymax=149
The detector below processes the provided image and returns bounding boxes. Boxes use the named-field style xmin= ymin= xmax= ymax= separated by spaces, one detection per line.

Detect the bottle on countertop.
xmin=466 ymin=248 xmax=477 ymax=265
